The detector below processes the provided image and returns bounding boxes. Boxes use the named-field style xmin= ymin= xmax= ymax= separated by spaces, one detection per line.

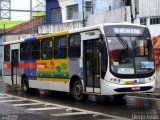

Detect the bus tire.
xmin=113 ymin=94 xmax=125 ymax=99
xmin=21 ymin=76 xmax=29 ymax=92
xmin=72 ymin=80 xmax=88 ymax=101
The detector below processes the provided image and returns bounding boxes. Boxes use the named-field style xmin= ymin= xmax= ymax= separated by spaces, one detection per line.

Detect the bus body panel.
xmin=3 ymin=62 xmax=11 ymax=77
xmin=3 ymin=62 xmax=12 ymax=85
xmin=69 ymin=59 xmax=82 ymax=78
xmin=2 ymin=23 xmax=156 ymax=97
xmin=19 ymin=61 xmax=25 ymax=78
xmin=24 ymin=60 xmax=37 ymax=80
xmin=37 ymin=59 xmax=69 ymax=79
xmin=3 ymin=76 xmax=12 ymax=85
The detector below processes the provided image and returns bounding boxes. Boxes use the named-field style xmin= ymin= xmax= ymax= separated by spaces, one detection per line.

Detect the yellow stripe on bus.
xmin=38 ymin=31 xmax=69 ymax=39
xmin=38 ymin=78 xmax=70 ymax=83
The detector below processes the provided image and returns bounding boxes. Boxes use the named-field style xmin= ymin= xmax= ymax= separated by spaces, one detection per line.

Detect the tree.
xmin=56 ymin=66 xmax=61 ymax=72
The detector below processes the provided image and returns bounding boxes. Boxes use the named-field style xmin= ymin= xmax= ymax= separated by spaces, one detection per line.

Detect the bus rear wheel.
xmin=72 ymin=80 xmax=88 ymax=101
xmin=21 ymin=76 xmax=29 ymax=92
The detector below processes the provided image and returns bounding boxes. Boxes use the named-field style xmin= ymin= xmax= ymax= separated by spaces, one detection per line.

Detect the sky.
xmin=10 ymin=0 xmax=45 ymax=21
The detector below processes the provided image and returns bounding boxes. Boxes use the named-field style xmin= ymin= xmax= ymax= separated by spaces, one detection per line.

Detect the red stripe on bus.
xmin=19 ymin=63 xmax=37 ymax=68
xmin=3 ymin=63 xmax=37 ymax=69
xmin=19 ymin=63 xmax=28 ymax=68
xmin=28 ymin=63 xmax=37 ymax=68
xmin=3 ymin=64 xmax=11 ymax=68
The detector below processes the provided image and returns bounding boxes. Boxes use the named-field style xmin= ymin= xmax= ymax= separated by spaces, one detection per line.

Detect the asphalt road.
xmin=0 ymin=81 xmax=159 ymax=120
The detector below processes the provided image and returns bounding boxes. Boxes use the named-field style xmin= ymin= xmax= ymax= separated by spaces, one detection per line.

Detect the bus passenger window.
xmin=30 ymin=41 xmax=40 ymax=60
xmin=41 ymin=38 xmax=53 ymax=60
xmin=20 ymin=42 xmax=29 ymax=60
xmin=69 ymin=34 xmax=81 ymax=58
xmin=4 ymin=45 xmax=10 ymax=61
xmin=54 ymin=36 xmax=67 ymax=59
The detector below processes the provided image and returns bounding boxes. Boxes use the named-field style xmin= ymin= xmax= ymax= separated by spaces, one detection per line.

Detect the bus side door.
xmin=83 ymin=39 xmax=101 ymax=93
xmin=11 ymin=49 xmax=19 ymax=85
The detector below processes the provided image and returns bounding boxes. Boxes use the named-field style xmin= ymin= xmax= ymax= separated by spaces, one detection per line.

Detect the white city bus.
xmin=3 ymin=23 xmax=156 ymax=100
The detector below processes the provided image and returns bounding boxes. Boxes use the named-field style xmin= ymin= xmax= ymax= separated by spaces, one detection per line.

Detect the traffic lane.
xmin=1 ymin=82 xmax=160 ymax=119
xmin=0 ymin=102 xmax=67 ymax=120
xmin=0 ymin=94 xmax=127 ymax=120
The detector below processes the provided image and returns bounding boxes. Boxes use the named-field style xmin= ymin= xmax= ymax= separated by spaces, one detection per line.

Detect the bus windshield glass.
xmin=104 ymin=25 xmax=155 ymax=77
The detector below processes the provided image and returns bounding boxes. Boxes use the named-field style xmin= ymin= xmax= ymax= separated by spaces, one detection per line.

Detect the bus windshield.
xmin=104 ymin=25 xmax=155 ymax=77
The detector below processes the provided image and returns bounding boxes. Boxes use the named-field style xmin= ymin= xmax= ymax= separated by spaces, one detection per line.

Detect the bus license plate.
xmin=132 ymin=87 xmax=140 ymax=91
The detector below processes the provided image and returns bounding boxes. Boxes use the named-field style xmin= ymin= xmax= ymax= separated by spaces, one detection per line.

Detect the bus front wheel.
xmin=113 ymin=94 xmax=125 ymax=99
xmin=21 ymin=76 xmax=29 ymax=92
xmin=72 ymin=80 xmax=88 ymax=101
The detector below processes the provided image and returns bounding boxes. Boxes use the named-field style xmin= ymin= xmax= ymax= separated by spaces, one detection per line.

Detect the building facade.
xmin=132 ymin=0 xmax=160 ymax=36
xmin=46 ymin=0 xmax=122 ymax=24
xmin=44 ymin=0 xmax=160 ymax=37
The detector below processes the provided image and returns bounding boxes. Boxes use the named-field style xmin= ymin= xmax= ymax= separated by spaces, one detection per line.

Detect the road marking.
xmin=1 ymin=93 xmax=131 ymax=120
xmin=51 ymin=111 xmax=93 ymax=116
xmin=0 ymin=96 xmax=12 ymax=99
xmin=27 ymin=106 xmax=66 ymax=111
xmin=13 ymin=103 xmax=45 ymax=106
xmin=0 ymin=99 xmax=26 ymax=103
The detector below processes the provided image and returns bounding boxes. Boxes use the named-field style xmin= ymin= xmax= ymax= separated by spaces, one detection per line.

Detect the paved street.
xmin=0 ymin=81 xmax=160 ymax=120
xmin=1 ymin=0 xmax=160 ymax=120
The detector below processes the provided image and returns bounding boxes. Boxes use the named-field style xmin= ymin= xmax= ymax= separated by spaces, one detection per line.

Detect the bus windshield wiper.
xmin=116 ymin=34 xmax=128 ymax=49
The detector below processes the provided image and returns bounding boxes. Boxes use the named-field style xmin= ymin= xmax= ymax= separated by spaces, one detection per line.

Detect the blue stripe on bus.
xmin=28 ymin=76 xmax=37 ymax=80
xmin=24 ymin=60 xmax=37 ymax=80
xmin=25 ymin=37 xmax=37 ymax=42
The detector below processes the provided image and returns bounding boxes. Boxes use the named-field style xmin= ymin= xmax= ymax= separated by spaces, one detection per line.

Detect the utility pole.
xmin=122 ymin=0 xmax=127 ymax=22
xmin=82 ymin=0 xmax=85 ymax=27
xmin=91 ymin=0 xmax=94 ymax=14
xmin=30 ymin=0 xmax=32 ymax=20
xmin=82 ymin=0 xmax=94 ymax=27
xmin=124 ymin=7 xmax=127 ymax=22
xmin=0 ymin=0 xmax=1 ymax=19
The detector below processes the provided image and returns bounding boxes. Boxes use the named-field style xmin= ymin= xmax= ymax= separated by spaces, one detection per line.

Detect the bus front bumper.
xmin=101 ymin=80 xmax=155 ymax=95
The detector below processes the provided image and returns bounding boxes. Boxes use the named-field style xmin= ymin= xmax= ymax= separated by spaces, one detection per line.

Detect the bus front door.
xmin=11 ymin=49 xmax=19 ymax=85
xmin=84 ymin=40 xmax=101 ymax=93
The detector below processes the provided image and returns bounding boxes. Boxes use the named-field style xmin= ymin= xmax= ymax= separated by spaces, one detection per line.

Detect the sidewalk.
xmin=129 ymin=88 xmax=160 ymax=98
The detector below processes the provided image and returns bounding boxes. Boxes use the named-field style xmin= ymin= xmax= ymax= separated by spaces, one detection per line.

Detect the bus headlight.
xmin=145 ymin=78 xmax=152 ymax=83
xmin=145 ymin=76 xmax=155 ymax=83
xmin=110 ymin=78 xmax=124 ymax=84
xmin=151 ymin=76 xmax=156 ymax=82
